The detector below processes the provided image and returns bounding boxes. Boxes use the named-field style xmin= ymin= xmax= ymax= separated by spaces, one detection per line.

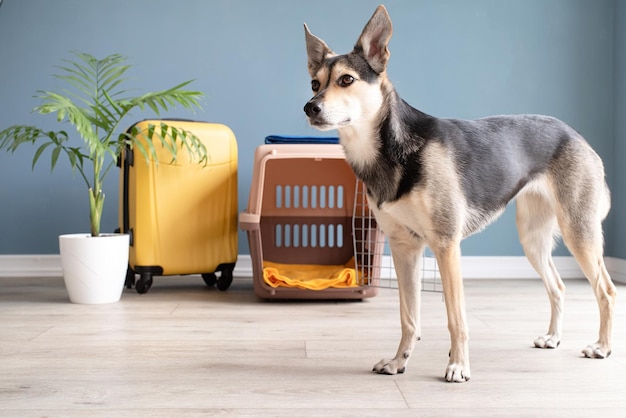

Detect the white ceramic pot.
xmin=59 ymin=233 xmax=130 ymax=304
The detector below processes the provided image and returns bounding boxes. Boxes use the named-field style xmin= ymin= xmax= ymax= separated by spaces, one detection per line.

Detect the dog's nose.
xmin=304 ymin=101 xmax=322 ymax=117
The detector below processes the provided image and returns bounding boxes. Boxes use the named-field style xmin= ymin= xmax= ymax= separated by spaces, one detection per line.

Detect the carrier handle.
xmin=239 ymin=212 xmax=260 ymax=230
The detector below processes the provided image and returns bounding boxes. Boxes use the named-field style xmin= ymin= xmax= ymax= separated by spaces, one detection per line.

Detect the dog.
xmin=303 ymin=4 xmax=616 ymax=382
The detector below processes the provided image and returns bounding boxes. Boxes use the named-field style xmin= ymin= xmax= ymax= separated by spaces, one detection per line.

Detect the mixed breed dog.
xmin=303 ymin=5 xmax=616 ymax=382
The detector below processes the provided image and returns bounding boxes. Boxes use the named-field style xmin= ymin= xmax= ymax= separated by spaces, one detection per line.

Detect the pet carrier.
xmin=240 ymin=141 xmax=384 ymax=299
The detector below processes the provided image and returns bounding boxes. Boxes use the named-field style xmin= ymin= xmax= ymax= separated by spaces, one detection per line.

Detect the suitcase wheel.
xmin=216 ymin=268 xmax=233 ymax=291
xmin=125 ymin=265 xmax=136 ymax=289
xmin=201 ymin=273 xmax=217 ymax=287
xmin=202 ymin=266 xmax=234 ymax=291
xmin=135 ymin=273 xmax=153 ymax=294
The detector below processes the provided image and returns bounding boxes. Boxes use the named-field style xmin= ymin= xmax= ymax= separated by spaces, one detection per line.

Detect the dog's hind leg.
xmin=553 ymin=144 xmax=616 ymax=358
xmin=372 ymin=224 xmax=425 ymax=375
xmin=561 ymin=221 xmax=616 ymax=359
xmin=516 ymin=191 xmax=565 ymax=349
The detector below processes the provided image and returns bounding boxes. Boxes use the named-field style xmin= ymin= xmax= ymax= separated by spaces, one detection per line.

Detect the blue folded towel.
xmin=265 ymin=135 xmax=339 ymax=144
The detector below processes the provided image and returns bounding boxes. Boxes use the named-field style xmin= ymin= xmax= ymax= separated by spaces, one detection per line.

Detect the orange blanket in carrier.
xmin=262 ymin=258 xmax=358 ymax=290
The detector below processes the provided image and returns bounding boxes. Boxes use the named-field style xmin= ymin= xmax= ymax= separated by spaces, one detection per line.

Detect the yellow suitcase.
xmin=119 ymin=120 xmax=238 ymax=293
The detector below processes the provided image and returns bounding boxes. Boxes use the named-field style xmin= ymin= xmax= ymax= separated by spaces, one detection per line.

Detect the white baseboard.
xmin=0 ymin=255 xmax=64 ymax=278
xmin=0 ymin=254 xmax=255 ymax=279
xmin=605 ymin=257 xmax=626 ymax=284
xmin=1 ymin=254 xmax=624 ymax=284
xmin=459 ymin=256 xmax=584 ymax=280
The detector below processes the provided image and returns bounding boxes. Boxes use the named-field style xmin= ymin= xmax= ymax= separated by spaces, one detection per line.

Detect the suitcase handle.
xmin=120 ymin=145 xmax=133 ymax=243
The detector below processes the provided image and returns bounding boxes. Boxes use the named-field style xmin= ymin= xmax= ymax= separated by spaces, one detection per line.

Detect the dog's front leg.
xmin=435 ymin=243 xmax=471 ymax=382
xmin=373 ymin=234 xmax=425 ymax=375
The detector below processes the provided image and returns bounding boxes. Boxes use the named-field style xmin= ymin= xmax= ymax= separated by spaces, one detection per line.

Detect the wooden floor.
xmin=1 ymin=276 xmax=625 ymax=417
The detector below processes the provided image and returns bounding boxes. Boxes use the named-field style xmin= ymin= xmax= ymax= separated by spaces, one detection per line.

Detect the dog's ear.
xmin=304 ymin=24 xmax=333 ymax=77
xmin=354 ymin=5 xmax=393 ymax=73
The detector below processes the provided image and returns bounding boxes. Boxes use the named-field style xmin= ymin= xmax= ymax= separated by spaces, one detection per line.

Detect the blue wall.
xmin=613 ymin=0 xmax=626 ymax=259
xmin=0 ymin=0 xmax=621 ymax=258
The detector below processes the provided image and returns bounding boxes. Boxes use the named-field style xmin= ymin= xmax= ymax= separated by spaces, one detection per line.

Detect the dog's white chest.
xmin=369 ymin=192 xmax=434 ymax=241
xmin=339 ymin=126 xmax=380 ymax=170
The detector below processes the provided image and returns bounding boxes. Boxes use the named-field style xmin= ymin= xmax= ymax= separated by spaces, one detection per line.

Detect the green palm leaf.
xmin=0 ymin=51 xmax=206 ymax=237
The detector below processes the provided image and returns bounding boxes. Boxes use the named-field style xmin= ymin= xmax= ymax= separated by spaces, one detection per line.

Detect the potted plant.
xmin=0 ymin=51 xmax=208 ymax=304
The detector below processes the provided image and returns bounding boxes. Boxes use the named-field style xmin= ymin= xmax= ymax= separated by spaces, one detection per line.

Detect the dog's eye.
xmin=311 ymin=80 xmax=320 ymax=92
xmin=339 ymin=75 xmax=355 ymax=87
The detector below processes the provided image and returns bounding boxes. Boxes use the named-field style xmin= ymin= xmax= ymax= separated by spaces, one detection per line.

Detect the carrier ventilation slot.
xmin=274 ymin=223 xmax=344 ymax=249
xmin=275 ymin=185 xmax=344 ymax=209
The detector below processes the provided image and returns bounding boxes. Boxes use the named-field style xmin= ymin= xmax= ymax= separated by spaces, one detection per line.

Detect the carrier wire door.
xmin=352 ymin=179 xmax=442 ymax=293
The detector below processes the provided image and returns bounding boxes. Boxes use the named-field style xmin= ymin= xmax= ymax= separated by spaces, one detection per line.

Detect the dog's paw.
xmin=582 ymin=342 xmax=611 ymax=359
xmin=372 ymin=358 xmax=406 ymax=375
xmin=444 ymin=362 xmax=470 ymax=383
xmin=533 ymin=334 xmax=560 ymax=349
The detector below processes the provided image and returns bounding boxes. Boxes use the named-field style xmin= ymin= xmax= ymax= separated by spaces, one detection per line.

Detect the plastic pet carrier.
xmin=239 ymin=139 xmax=384 ymax=299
